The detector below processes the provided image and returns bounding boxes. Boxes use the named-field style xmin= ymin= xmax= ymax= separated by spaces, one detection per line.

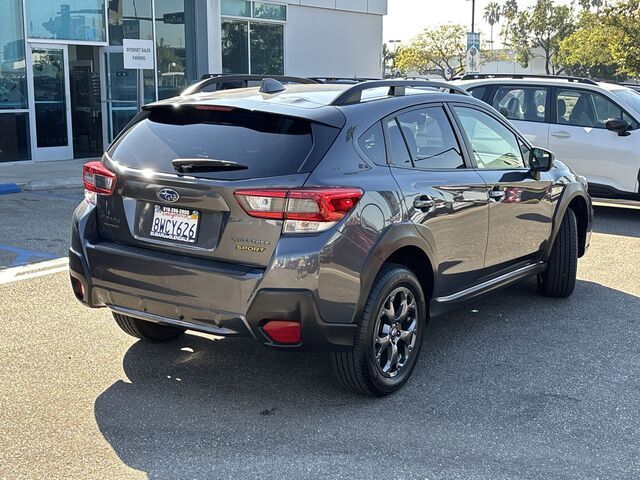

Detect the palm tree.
xmin=483 ymin=2 xmax=501 ymax=50
xmin=501 ymin=0 xmax=518 ymax=47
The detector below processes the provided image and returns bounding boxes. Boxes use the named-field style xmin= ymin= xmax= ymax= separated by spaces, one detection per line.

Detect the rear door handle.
xmin=413 ymin=195 xmax=435 ymax=210
xmin=550 ymin=131 xmax=571 ymax=139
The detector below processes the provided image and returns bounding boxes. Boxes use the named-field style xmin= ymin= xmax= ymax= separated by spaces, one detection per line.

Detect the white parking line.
xmin=0 ymin=257 xmax=68 ymax=285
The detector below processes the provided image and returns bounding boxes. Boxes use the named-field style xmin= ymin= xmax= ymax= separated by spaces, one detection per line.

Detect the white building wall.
xmin=284 ymin=5 xmax=384 ymax=78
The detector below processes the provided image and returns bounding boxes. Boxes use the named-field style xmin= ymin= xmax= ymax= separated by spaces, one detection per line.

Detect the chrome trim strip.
xmin=435 ymin=262 xmax=545 ymax=304
xmin=107 ymin=305 xmax=252 ymax=338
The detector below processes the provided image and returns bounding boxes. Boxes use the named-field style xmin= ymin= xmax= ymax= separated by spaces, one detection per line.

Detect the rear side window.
xmin=396 ymin=107 xmax=464 ymax=169
xmin=468 ymin=86 xmax=487 ymax=100
xmin=493 ymin=86 xmax=547 ymax=123
xmin=108 ymin=107 xmax=315 ymax=180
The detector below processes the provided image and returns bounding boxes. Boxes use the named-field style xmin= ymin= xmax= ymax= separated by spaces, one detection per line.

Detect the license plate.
xmin=149 ymin=205 xmax=200 ymax=244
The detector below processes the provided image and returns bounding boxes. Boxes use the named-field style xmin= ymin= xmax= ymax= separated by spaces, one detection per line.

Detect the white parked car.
xmin=455 ymin=74 xmax=640 ymax=202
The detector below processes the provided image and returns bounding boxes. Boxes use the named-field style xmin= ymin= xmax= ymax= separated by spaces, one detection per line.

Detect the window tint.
xmin=358 ymin=122 xmax=386 ymax=165
xmin=396 ymin=107 xmax=464 ymax=169
xmin=468 ymin=86 xmax=487 ymax=100
xmin=386 ymin=118 xmax=412 ymax=166
xmin=493 ymin=86 xmax=547 ymax=123
xmin=556 ymin=89 xmax=635 ymax=129
xmin=108 ymin=107 xmax=316 ymax=180
xmin=454 ymin=107 xmax=525 ymax=170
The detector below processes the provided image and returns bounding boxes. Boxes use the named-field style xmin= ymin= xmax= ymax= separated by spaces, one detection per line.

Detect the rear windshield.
xmin=107 ymin=106 xmax=314 ymax=180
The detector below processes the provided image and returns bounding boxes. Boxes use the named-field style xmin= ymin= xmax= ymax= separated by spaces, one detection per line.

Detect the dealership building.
xmin=0 ymin=0 xmax=387 ymax=163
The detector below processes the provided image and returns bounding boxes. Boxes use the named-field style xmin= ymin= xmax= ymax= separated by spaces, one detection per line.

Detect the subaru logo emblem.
xmin=157 ymin=188 xmax=180 ymax=203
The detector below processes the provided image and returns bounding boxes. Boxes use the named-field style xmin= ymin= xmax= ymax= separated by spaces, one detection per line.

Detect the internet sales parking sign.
xmin=123 ymin=39 xmax=154 ymax=70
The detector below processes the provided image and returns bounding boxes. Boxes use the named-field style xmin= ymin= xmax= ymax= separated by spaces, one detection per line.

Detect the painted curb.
xmin=0 ymin=183 xmax=21 ymax=195
xmin=23 ymin=178 xmax=84 ymax=191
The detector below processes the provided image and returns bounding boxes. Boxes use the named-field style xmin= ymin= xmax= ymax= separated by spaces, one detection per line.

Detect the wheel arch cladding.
xmin=383 ymin=246 xmax=434 ymax=305
xmin=568 ymin=195 xmax=588 ymax=258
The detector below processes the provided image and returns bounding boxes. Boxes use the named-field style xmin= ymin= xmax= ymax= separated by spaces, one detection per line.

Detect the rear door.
xmin=383 ymin=103 xmax=489 ymax=297
xmin=98 ymin=105 xmax=339 ymax=267
xmin=489 ymin=84 xmax=550 ymax=148
xmin=549 ymin=87 xmax=640 ymax=194
xmin=451 ymin=104 xmax=553 ymax=273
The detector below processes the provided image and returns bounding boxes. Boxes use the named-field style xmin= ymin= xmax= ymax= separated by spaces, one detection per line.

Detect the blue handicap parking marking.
xmin=0 ymin=244 xmax=59 ymax=267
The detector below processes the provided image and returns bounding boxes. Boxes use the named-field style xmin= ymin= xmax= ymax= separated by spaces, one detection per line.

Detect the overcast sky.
xmin=383 ymin=0 xmax=575 ymax=46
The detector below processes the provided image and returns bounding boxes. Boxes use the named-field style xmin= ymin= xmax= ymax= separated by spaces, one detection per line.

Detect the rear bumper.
xmin=68 ymin=206 xmax=357 ymax=352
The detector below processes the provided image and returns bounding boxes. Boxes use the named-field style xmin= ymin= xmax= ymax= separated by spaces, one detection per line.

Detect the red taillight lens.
xmin=262 ymin=320 xmax=301 ymax=344
xmin=83 ymin=161 xmax=116 ymax=195
xmin=234 ymin=187 xmax=363 ymax=233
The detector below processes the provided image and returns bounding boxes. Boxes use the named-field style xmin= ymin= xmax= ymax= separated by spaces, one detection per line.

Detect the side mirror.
xmin=606 ymin=118 xmax=631 ymax=137
xmin=529 ymin=147 xmax=554 ymax=172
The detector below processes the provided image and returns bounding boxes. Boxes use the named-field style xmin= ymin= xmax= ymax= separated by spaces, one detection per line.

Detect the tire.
xmin=111 ymin=312 xmax=185 ymax=342
xmin=537 ymin=208 xmax=578 ymax=298
xmin=333 ymin=264 xmax=427 ymax=397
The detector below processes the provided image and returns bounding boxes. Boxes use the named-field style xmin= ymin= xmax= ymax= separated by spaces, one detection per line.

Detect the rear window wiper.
xmin=172 ymin=158 xmax=249 ymax=173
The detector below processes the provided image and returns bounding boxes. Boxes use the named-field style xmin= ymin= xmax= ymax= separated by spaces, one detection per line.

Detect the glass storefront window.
xmin=0 ymin=113 xmax=30 ymax=162
xmin=222 ymin=20 xmax=283 ymax=75
xmin=0 ymin=0 xmax=28 ymax=110
xmin=155 ymin=0 xmax=197 ymax=100
xmin=250 ymin=22 xmax=283 ymax=75
xmin=27 ymin=0 xmax=106 ymax=42
xmin=221 ymin=21 xmax=249 ymax=74
xmin=221 ymin=0 xmax=251 ymax=17
xmin=108 ymin=0 xmax=153 ymax=45
xmin=253 ymin=2 xmax=286 ymax=21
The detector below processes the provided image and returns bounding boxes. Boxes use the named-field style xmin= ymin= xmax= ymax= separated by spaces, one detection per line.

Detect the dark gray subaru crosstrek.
xmin=69 ymin=80 xmax=592 ymax=396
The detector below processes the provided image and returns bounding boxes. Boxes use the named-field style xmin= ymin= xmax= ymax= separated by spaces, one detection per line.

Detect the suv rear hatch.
xmin=92 ymin=104 xmax=342 ymax=268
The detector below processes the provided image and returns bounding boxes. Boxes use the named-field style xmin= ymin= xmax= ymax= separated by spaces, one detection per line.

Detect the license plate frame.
xmin=148 ymin=204 xmax=200 ymax=244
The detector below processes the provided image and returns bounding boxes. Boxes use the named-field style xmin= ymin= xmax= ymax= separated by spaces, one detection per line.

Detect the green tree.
xmin=558 ymin=12 xmax=623 ymax=80
xmin=507 ymin=0 xmax=576 ymax=75
xmin=394 ymin=25 xmax=466 ymax=80
xmin=483 ymin=2 xmax=502 ymax=50
xmin=606 ymin=0 xmax=640 ymax=78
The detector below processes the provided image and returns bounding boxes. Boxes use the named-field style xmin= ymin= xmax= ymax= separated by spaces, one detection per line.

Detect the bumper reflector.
xmin=262 ymin=320 xmax=301 ymax=344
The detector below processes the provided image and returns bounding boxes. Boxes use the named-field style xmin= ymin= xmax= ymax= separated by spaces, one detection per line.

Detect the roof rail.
xmin=459 ymin=73 xmax=598 ymax=86
xmin=182 ymin=74 xmax=319 ymax=95
xmin=330 ymin=80 xmax=470 ymax=106
xmin=311 ymin=77 xmax=380 ymax=84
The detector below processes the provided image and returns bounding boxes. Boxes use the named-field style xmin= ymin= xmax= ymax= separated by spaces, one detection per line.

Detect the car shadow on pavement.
xmin=593 ymin=205 xmax=640 ymax=239
xmin=94 ymin=279 xmax=640 ymax=479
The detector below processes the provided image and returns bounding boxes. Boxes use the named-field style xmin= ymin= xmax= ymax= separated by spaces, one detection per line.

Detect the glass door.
xmin=28 ymin=44 xmax=73 ymax=161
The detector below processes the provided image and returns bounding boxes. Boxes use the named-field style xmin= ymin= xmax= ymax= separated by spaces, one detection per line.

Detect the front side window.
xmin=27 ymin=0 xmax=106 ymax=42
xmin=454 ymin=107 xmax=525 ymax=170
xmin=396 ymin=107 xmax=465 ymax=169
xmin=556 ymin=89 xmax=636 ymax=129
xmin=493 ymin=86 xmax=547 ymax=123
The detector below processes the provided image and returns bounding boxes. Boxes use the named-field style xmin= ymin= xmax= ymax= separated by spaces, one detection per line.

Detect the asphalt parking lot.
xmin=0 ymin=191 xmax=639 ymax=479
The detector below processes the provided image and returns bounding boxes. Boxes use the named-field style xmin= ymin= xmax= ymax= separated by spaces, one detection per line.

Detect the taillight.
xmin=234 ymin=188 xmax=363 ymax=234
xmin=83 ymin=161 xmax=116 ymax=205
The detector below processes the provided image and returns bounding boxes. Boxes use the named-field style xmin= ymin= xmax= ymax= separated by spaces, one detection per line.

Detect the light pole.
xmin=466 ymin=0 xmax=476 ymax=33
